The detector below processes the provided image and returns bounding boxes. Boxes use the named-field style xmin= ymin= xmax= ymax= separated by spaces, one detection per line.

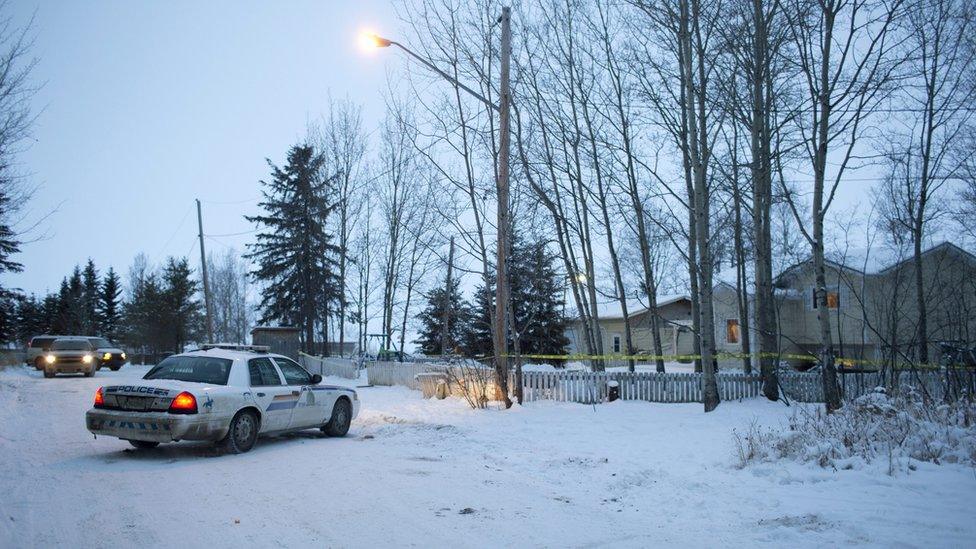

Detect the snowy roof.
xmin=776 ymin=241 xmax=971 ymax=280
xmin=580 ymin=294 xmax=689 ymax=320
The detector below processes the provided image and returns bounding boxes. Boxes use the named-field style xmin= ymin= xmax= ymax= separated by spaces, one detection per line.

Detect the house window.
xmin=812 ymin=288 xmax=840 ymax=310
xmin=612 ymin=334 xmax=621 ymax=353
xmin=726 ymin=319 xmax=740 ymax=344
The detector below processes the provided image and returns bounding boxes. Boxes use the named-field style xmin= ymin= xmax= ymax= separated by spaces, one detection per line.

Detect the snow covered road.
xmin=1 ymin=364 xmax=973 ymax=548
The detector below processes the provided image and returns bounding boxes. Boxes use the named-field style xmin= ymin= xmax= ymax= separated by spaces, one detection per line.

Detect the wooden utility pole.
xmin=196 ymin=199 xmax=214 ymax=343
xmin=493 ymin=6 xmax=513 ymax=408
xmin=440 ymin=236 xmax=455 ymax=355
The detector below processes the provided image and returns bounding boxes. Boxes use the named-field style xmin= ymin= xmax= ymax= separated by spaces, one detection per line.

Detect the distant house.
xmin=766 ymin=241 xmax=976 ymax=367
xmin=566 ymin=241 xmax=976 ymax=369
xmin=565 ymin=295 xmax=697 ymax=365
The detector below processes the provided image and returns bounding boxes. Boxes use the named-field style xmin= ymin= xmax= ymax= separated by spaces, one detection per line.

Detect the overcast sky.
xmin=3 ymin=0 xmax=399 ymax=296
xmin=2 ymin=0 xmax=884 ymax=299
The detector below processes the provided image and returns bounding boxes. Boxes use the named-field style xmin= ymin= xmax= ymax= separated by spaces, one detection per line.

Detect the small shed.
xmin=250 ymin=326 xmax=301 ymax=360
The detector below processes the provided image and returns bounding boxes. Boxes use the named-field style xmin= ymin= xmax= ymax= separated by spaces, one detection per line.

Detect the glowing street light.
xmin=364 ymin=10 xmax=513 ymax=407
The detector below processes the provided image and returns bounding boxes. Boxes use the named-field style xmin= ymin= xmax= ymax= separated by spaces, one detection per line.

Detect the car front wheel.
xmin=34 ymin=358 xmax=44 ymax=371
xmin=322 ymin=399 xmax=352 ymax=437
xmin=218 ymin=410 xmax=258 ymax=454
xmin=43 ymin=369 xmax=54 ymax=378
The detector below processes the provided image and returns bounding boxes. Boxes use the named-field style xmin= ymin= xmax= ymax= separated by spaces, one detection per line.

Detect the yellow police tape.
xmin=498 ymin=351 xmax=954 ymax=370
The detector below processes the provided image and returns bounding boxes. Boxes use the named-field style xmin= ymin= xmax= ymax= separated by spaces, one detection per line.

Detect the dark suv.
xmin=87 ymin=337 xmax=127 ymax=371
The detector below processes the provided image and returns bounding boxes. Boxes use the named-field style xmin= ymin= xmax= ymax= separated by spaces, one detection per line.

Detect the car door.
xmin=247 ymin=357 xmax=297 ymax=432
xmin=273 ymin=356 xmax=330 ymax=429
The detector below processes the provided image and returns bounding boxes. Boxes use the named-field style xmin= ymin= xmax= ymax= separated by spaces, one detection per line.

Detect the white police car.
xmin=85 ymin=345 xmax=359 ymax=453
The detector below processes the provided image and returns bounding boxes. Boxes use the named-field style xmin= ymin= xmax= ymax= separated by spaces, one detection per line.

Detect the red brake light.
xmin=94 ymin=387 xmax=104 ymax=407
xmin=168 ymin=392 xmax=198 ymax=414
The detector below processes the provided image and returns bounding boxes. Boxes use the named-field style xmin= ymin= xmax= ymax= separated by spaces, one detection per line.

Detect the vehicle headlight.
xmin=121 ymin=352 xmax=126 ymax=360
xmin=82 ymin=354 xmax=93 ymax=364
xmin=45 ymin=354 xmax=56 ymax=364
xmin=102 ymin=352 xmax=111 ymax=361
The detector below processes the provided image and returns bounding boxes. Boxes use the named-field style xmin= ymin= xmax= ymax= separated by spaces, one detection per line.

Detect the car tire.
xmin=43 ymin=369 xmax=54 ymax=378
xmin=110 ymin=365 xmax=121 ymax=371
xmin=128 ymin=440 xmax=159 ymax=449
xmin=34 ymin=358 xmax=44 ymax=371
xmin=322 ymin=398 xmax=352 ymax=437
xmin=218 ymin=410 xmax=259 ymax=454
xmin=84 ymin=368 xmax=94 ymax=377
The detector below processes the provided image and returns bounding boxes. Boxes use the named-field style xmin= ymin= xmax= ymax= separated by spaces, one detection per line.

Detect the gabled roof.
xmin=773 ymin=241 xmax=974 ymax=284
xmin=581 ymin=294 xmax=690 ymax=320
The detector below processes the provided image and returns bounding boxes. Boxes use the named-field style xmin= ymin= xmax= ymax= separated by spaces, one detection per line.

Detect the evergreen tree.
xmin=513 ymin=239 xmax=569 ymax=361
xmin=41 ymin=293 xmax=59 ymax=334
xmin=0 ymin=188 xmax=22 ymax=277
xmin=15 ymin=294 xmax=45 ymax=341
xmin=0 ymin=293 xmax=16 ymax=344
xmin=468 ymin=232 xmax=569 ymax=362
xmin=246 ymin=144 xmax=342 ymax=352
xmin=99 ymin=267 xmax=123 ymax=340
xmin=414 ymin=277 xmax=473 ymax=356
xmin=160 ymin=257 xmax=202 ymax=351
xmin=123 ymin=271 xmax=165 ymax=355
xmin=81 ymin=259 xmax=100 ymax=334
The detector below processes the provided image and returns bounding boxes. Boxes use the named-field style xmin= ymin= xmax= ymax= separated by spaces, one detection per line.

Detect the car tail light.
xmin=168 ymin=392 xmax=198 ymax=414
xmin=94 ymin=387 xmax=105 ymax=408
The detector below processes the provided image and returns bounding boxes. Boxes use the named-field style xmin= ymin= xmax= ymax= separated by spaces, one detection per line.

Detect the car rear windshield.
xmin=30 ymin=337 xmax=56 ymax=348
xmin=52 ymin=339 xmax=93 ymax=351
xmin=144 ymin=356 xmax=233 ymax=385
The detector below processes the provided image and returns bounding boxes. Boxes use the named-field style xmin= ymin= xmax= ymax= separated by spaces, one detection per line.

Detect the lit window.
xmin=726 ymin=319 xmax=740 ymax=344
xmin=812 ymin=289 xmax=840 ymax=310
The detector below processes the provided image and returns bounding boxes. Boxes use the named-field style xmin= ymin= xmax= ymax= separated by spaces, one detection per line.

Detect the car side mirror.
xmin=310 ymin=374 xmax=322 ymax=385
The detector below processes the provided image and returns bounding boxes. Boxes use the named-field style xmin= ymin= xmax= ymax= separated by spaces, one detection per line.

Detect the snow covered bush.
xmin=733 ymin=388 xmax=976 ymax=473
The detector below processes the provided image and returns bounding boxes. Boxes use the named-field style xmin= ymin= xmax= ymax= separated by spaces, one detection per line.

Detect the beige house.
xmin=565 ymin=295 xmax=697 ymax=363
xmin=768 ymin=241 xmax=976 ymax=367
xmin=566 ymin=242 xmax=976 ymax=369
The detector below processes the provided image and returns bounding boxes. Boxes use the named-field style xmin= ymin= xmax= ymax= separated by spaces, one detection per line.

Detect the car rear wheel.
xmin=218 ymin=410 xmax=258 ymax=454
xmin=322 ymin=398 xmax=352 ymax=437
xmin=128 ymin=440 xmax=160 ymax=449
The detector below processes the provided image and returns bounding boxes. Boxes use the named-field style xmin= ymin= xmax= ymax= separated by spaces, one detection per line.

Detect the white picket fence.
xmin=356 ymin=359 xmax=972 ymax=405
xmin=298 ymin=353 xmax=359 ymax=380
xmin=779 ymin=370 xmax=970 ymax=402
xmin=366 ymin=361 xmax=453 ymax=390
xmin=519 ymin=371 xmax=764 ymax=403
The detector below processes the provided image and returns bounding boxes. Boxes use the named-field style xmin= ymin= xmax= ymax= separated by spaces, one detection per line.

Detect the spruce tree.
xmin=81 ymin=259 xmax=100 ymax=335
xmin=15 ymin=294 xmax=44 ymax=342
xmin=415 ymin=278 xmax=472 ymax=356
xmin=246 ymin=144 xmax=342 ymax=352
xmin=0 ymin=188 xmax=21 ymax=277
xmin=468 ymin=232 xmax=569 ymax=362
xmin=99 ymin=267 xmax=123 ymax=341
xmin=161 ymin=257 xmax=203 ymax=352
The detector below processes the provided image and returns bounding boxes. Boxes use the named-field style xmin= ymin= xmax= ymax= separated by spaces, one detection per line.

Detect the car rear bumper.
xmin=86 ymin=409 xmax=229 ymax=443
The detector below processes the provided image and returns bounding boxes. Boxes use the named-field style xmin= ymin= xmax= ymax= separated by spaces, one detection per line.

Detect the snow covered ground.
xmin=1 ymin=364 xmax=973 ymax=548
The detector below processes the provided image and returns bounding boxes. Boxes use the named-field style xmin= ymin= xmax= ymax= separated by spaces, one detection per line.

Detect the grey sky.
xmin=4 ymin=0 xmax=397 ymax=295
xmin=3 ymin=0 xmax=884 ymax=299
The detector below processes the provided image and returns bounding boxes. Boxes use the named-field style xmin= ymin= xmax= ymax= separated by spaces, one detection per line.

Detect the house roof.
xmin=774 ymin=241 xmax=975 ymax=283
xmin=577 ymin=293 xmax=690 ymax=320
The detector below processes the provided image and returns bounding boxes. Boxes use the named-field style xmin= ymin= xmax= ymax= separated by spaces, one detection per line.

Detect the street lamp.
xmin=365 ymin=9 xmax=513 ymax=407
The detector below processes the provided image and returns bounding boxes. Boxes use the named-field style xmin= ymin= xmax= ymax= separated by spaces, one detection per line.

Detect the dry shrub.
xmin=733 ymin=388 xmax=976 ymax=474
